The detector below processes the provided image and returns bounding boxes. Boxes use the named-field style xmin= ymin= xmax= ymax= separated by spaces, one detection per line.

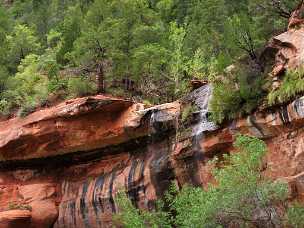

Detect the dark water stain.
xmin=139 ymin=159 xmax=146 ymax=195
xmin=80 ymin=181 xmax=90 ymax=228
xmin=59 ymin=203 xmax=66 ymax=228
xmin=68 ymin=201 xmax=77 ymax=227
xmin=279 ymin=106 xmax=290 ymax=124
xmin=149 ymin=141 xmax=175 ymax=199
xmin=92 ymin=175 xmax=105 ymax=227
xmin=127 ymin=159 xmax=139 ymax=206
xmin=92 ymin=175 xmax=105 ymax=215
xmin=126 ymin=158 xmax=147 ymax=208
xmin=109 ymin=170 xmax=116 ymax=213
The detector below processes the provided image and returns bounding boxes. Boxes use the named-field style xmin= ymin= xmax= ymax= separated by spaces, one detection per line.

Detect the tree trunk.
xmin=96 ymin=62 xmax=105 ymax=93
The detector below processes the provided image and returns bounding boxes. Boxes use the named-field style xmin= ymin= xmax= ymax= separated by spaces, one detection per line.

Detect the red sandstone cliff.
xmin=0 ymin=23 xmax=304 ymax=228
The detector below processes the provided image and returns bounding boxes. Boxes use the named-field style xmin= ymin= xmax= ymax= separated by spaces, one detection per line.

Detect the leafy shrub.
xmin=210 ymin=81 xmax=242 ymax=123
xmin=0 ymin=97 xmax=13 ymax=116
xmin=268 ymin=67 xmax=304 ymax=105
xmin=172 ymin=135 xmax=288 ymax=228
xmin=114 ymin=135 xmax=294 ymax=228
xmin=67 ymin=77 xmax=96 ymax=98
xmin=210 ymin=64 xmax=265 ymax=124
xmin=48 ymin=78 xmax=68 ymax=94
xmin=0 ymin=53 xmax=96 ymax=117
xmin=0 ymin=54 xmax=49 ymax=116
xmin=286 ymin=202 xmax=304 ymax=228
xmin=115 ymin=191 xmax=171 ymax=228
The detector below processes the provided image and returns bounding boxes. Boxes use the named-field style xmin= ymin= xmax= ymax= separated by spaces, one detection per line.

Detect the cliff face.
xmin=0 ymin=28 xmax=304 ymax=228
xmin=0 ymin=95 xmax=184 ymax=228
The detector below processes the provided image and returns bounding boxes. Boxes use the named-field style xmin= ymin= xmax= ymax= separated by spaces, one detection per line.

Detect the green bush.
xmin=210 ymin=82 xmax=242 ymax=123
xmin=0 ymin=53 xmax=97 ymax=117
xmin=115 ymin=191 xmax=171 ymax=228
xmin=48 ymin=78 xmax=68 ymax=94
xmin=67 ymin=77 xmax=96 ymax=98
xmin=286 ymin=202 xmax=304 ymax=228
xmin=172 ymin=135 xmax=288 ymax=228
xmin=210 ymin=64 xmax=265 ymax=124
xmin=268 ymin=67 xmax=304 ymax=105
xmin=0 ymin=54 xmax=49 ymax=117
xmin=114 ymin=135 xmax=294 ymax=228
xmin=0 ymin=98 xmax=13 ymax=116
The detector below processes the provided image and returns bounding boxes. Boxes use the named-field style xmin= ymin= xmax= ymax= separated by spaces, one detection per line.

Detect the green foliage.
xmin=67 ymin=77 xmax=96 ymax=98
xmin=0 ymin=0 xmax=300 ymax=114
xmin=114 ymin=191 xmax=146 ymax=228
xmin=8 ymin=202 xmax=32 ymax=211
xmin=172 ymin=135 xmax=288 ymax=228
xmin=0 ymin=51 xmax=92 ymax=116
xmin=286 ymin=202 xmax=304 ymax=228
xmin=6 ymin=24 xmax=41 ymax=73
xmin=114 ymin=135 xmax=293 ymax=227
xmin=115 ymin=191 xmax=171 ymax=228
xmin=56 ymin=4 xmax=82 ymax=64
xmin=210 ymin=64 xmax=265 ymax=124
xmin=224 ymin=13 xmax=264 ymax=60
xmin=268 ymin=66 xmax=304 ymax=105
xmin=168 ymin=22 xmax=187 ymax=97
xmin=1 ymin=54 xmax=49 ymax=116
xmin=186 ymin=48 xmax=207 ymax=80
xmin=210 ymin=81 xmax=242 ymax=124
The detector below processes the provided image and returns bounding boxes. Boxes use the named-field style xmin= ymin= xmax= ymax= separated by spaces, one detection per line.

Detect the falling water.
xmin=192 ymin=85 xmax=217 ymax=136
xmin=191 ymin=84 xmax=217 ymax=152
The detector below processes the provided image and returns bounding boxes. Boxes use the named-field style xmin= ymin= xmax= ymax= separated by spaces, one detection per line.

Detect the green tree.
xmin=225 ymin=13 xmax=264 ymax=62
xmin=6 ymin=24 xmax=41 ymax=73
xmin=168 ymin=22 xmax=186 ymax=97
xmin=1 ymin=54 xmax=49 ymax=116
xmin=56 ymin=4 xmax=82 ymax=64
xmin=71 ymin=0 xmax=167 ymax=94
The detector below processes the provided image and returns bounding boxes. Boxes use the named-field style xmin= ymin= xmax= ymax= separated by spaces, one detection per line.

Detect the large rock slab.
xmin=0 ymin=95 xmax=180 ymax=161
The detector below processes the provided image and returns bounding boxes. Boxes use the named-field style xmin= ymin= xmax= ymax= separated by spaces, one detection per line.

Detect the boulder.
xmin=269 ymin=28 xmax=304 ymax=79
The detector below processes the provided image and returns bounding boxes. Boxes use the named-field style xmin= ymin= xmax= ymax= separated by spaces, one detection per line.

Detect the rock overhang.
xmin=0 ymin=95 xmax=181 ymax=161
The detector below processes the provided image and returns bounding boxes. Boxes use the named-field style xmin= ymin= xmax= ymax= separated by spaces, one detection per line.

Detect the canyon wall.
xmin=0 ymin=27 xmax=304 ymax=228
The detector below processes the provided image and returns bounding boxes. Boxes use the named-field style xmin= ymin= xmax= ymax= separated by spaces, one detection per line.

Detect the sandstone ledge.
xmin=0 ymin=95 xmax=180 ymax=161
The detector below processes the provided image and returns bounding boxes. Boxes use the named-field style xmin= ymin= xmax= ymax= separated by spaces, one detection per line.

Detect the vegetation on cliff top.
xmin=0 ymin=0 xmax=302 ymax=119
xmin=115 ymin=135 xmax=304 ymax=228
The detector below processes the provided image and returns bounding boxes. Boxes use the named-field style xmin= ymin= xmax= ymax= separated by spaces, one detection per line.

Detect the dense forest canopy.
xmin=0 ymin=0 xmax=301 ymax=119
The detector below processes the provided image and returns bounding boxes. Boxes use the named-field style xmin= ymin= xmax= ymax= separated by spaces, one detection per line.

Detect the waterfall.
xmin=192 ymin=85 xmax=217 ymax=137
xmin=191 ymin=84 xmax=217 ymax=152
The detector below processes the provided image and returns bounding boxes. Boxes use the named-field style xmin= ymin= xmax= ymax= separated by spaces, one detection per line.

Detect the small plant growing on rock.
xmin=181 ymin=103 xmax=198 ymax=124
xmin=8 ymin=202 xmax=32 ymax=211
xmin=268 ymin=66 xmax=304 ymax=105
